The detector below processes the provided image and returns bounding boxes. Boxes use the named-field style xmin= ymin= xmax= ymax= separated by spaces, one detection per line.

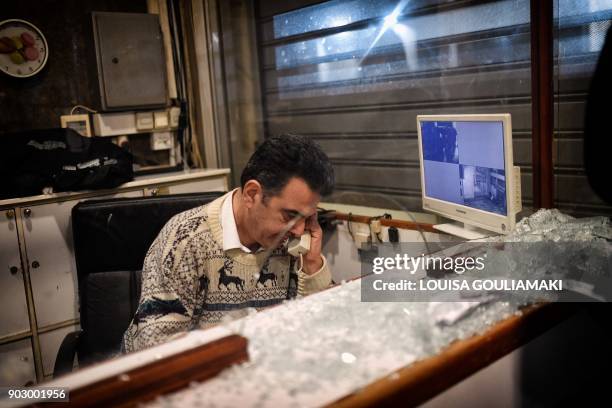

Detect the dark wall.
xmin=0 ymin=0 xmax=147 ymax=133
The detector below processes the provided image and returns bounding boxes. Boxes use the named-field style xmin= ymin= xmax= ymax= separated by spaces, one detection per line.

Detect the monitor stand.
xmin=433 ymin=222 xmax=495 ymax=240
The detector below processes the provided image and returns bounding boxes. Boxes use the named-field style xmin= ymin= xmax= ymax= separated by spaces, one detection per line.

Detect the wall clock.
xmin=0 ymin=19 xmax=48 ymax=78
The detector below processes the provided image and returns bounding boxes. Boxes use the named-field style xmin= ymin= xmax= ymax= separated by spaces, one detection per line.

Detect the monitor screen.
xmin=420 ymin=120 xmax=507 ymax=216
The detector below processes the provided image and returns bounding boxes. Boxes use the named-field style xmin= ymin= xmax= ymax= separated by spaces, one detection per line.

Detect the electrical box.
xmin=60 ymin=114 xmax=92 ymax=137
xmin=91 ymin=12 xmax=168 ymax=111
xmin=151 ymin=132 xmax=173 ymax=151
xmin=90 ymin=109 xmax=182 ymax=174
xmin=92 ymin=109 xmax=179 ymax=136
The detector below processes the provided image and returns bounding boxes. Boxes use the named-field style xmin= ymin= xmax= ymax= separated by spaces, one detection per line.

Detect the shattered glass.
xmin=507 ymin=208 xmax=611 ymax=242
xmin=145 ymin=210 xmax=610 ymax=407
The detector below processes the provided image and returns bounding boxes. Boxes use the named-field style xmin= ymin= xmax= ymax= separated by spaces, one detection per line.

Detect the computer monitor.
xmin=416 ymin=114 xmax=521 ymax=239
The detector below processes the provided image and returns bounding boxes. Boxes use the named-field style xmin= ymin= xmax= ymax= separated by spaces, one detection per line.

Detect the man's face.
xmin=246 ymin=177 xmax=320 ymax=249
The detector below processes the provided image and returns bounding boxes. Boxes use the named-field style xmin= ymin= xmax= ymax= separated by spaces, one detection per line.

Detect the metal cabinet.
xmin=0 ymin=170 xmax=230 ymax=385
xmin=24 ymin=191 xmax=142 ymax=328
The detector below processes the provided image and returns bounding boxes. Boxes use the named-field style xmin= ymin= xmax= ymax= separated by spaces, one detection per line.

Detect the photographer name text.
xmin=372 ymin=278 xmax=563 ymax=292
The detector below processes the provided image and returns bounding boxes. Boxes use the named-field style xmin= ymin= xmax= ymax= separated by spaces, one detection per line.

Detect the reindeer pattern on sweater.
xmin=122 ymin=193 xmax=331 ymax=353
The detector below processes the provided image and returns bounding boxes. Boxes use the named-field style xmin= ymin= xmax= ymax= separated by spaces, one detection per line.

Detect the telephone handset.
xmin=287 ymin=232 xmax=311 ymax=257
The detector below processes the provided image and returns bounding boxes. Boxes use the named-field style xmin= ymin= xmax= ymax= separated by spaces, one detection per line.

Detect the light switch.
xmin=154 ymin=111 xmax=169 ymax=129
xmin=136 ymin=112 xmax=154 ymax=130
xmin=169 ymin=107 xmax=180 ymax=128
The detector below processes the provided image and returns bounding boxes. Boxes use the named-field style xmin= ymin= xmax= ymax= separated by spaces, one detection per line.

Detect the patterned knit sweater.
xmin=122 ymin=192 xmax=332 ymax=352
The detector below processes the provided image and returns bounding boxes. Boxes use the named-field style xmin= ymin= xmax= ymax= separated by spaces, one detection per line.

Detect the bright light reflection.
xmin=383 ymin=8 xmax=400 ymax=28
xmin=360 ymin=0 xmax=410 ymax=64
xmin=391 ymin=23 xmax=417 ymax=70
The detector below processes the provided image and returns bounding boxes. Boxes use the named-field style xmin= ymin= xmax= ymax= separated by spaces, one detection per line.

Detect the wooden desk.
xmin=328 ymin=302 xmax=576 ymax=407
xmin=28 ymin=298 xmax=575 ymax=408
xmin=6 ymin=215 xmax=580 ymax=407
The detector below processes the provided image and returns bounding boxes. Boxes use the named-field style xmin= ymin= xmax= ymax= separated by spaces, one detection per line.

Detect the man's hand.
xmin=302 ymin=212 xmax=324 ymax=274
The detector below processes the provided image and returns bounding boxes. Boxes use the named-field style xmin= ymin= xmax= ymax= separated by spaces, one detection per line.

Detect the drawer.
xmin=143 ymin=177 xmax=228 ymax=196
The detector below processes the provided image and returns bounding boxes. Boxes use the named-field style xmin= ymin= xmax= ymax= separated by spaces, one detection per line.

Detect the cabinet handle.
xmin=10 ymin=266 xmax=19 ymax=275
xmin=5 ymin=210 xmax=15 ymax=219
xmin=31 ymin=261 xmax=40 ymax=269
xmin=23 ymin=208 xmax=32 ymax=217
xmin=151 ymin=188 xmax=159 ymax=196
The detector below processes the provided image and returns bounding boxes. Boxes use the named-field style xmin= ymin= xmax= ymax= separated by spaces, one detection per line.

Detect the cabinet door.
xmin=0 ymin=209 xmax=30 ymax=338
xmin=23 ymin=191 xmax=143 ymax=328
xmin=0 ymin=339 xmax=36 ymax=387
xmin=39 ymin=324 xmax=80 ymax=379
xmin=166 ymin=177 xmax=228 ymax=195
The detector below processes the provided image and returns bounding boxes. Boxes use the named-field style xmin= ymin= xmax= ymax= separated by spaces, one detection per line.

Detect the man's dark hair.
xmin=240 ymin=134 xmax=334 ymax=197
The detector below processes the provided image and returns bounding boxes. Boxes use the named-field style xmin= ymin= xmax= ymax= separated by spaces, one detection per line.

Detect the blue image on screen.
xmin=423 ymin=160 xmax=461 ymax=203
xmin=421 ymin=121 xmax=458 ymax=163
xmin=421 ymin=120 xmax=507 ymax=216
xmin=459 ymin=165 xmax=507 ymax=215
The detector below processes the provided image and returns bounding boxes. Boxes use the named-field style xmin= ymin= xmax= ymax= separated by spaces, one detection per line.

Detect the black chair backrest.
xmin=71 ymin=191 xmax=224 ymax=364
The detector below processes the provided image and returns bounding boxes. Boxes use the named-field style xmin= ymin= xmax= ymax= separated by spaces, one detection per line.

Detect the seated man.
xmin=122 ymin=134 xmax=335 ymax=352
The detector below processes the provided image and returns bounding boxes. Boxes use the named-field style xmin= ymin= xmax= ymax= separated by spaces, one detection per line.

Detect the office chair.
xmin=53 ymin=191 xmax=224 ymax=377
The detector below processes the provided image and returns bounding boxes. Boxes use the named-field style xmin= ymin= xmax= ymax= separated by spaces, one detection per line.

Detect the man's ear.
xmin=242 ymin=180 xmax=263 ymax=209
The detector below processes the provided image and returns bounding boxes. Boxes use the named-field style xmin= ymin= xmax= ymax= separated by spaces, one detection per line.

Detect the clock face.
xmin=0 ymin=19 xmax=48 ymax=78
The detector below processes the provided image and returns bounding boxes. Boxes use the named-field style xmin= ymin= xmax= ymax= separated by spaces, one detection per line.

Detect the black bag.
xmin=1 ymin=128 xmax=134 ymax=200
